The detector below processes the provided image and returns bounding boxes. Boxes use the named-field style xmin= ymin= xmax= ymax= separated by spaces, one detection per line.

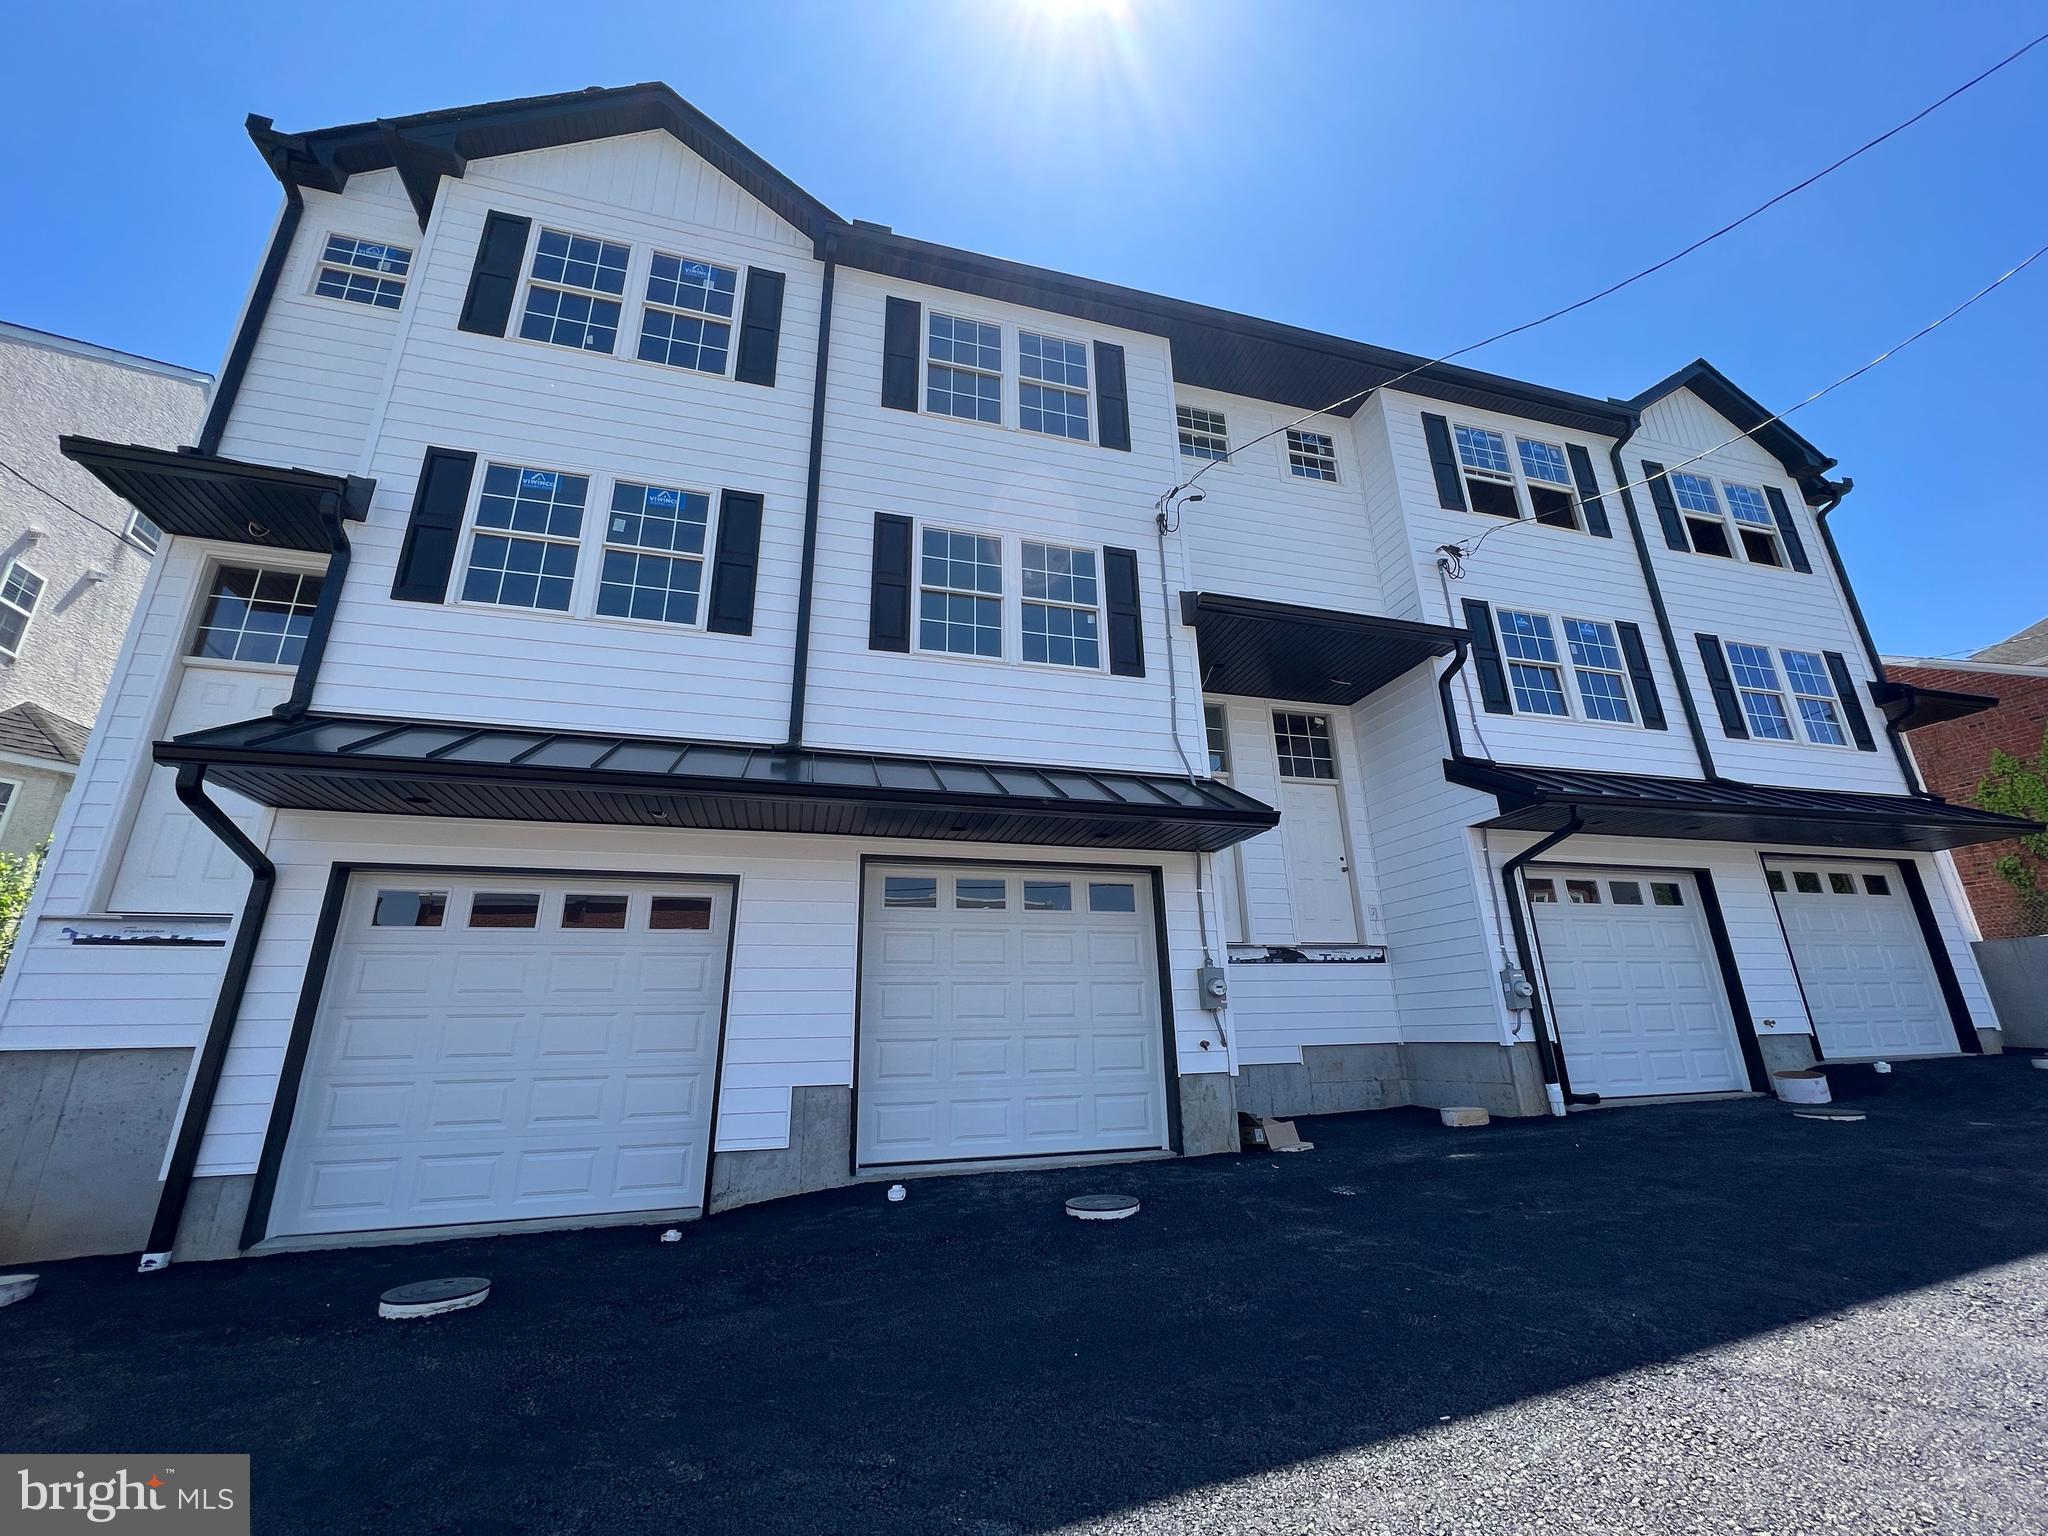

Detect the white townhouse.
xmin=0 ymin=85 xmax=2030 ymax=1268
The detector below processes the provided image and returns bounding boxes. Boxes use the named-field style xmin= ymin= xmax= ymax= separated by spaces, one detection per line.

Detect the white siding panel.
xmin=1229 ymin=964 xmax=1400 ymax=1067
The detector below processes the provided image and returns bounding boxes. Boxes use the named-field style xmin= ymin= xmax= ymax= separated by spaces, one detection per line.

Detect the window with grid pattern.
xmin=1726 ymin=641 xmax=1795 ymax=739
xmin=1671 ymin=471 xmax=1735 ymax=558
xmin=637 ymin=254 xmax=737 ymax=374
xmin=1564 ymin=618 xmax=1633 ymax=723
xmin=189 ymin=565 xmax=325 ymax=666
xmin=520 ymin=228 xmax=629 ymax=353
xmin=1286 ymin=429 xmax=1338 ymax=481
xmin=462 ymin=464 xmax=587 ymax=612
xmin=0 ymin=563 xmax=44 ymax=659
xmin=1203 ymin=702 xmax=1231 ymax=775
xmin=1720 ymin=481 xmax=1784 ymax=566
xmin=314 ymin=235 xmax=412 ymax=309
xmin=918 ymin=527 xmax=1003 ymax=656
xmin=597 ymin=481 xmax=712 ymax=625
xmin=1781 ymin=649 xmax=1847 ymax=744
xmin=1020 ymin=541 xmax=1100 ymax=667
xmin=926 ymin=314 xmax=1002 ymax=423
xmin=1019 ymin=332 xmax=1090 ymax=440
xmin=1178 ymin=405 xmax=1229 ymax=462
xmin=1517 ymin=437 xmax=1579 ymax=528
xmin=1498 ymin=610 xmax=1569 ymax=716
xmin=1272 ymin=712 xmax=1336 ymax=779
xmin=1454 ymin=424 xmax=1518 ymax=517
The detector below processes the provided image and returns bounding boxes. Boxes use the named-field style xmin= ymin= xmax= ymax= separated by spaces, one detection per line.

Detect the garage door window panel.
xmin=956 ymin=878 xmax=1006 ymax=910
xmin=884 ymin=876 xmax=938 ymax=908
xmin=1024 ymin=881 xmax=1072 ymax=911
xmin=562 ymin=894 xmax=629 ymax=929
xmin=469 ymin=892 xmax=540 ymax=928
xmin=651 ymin=896 xmax=713 ymax=930
xmin=373 ymin=889 xmax=447 ymax=927
xmin=1088 ymin=882 xmax=1138 ymax=913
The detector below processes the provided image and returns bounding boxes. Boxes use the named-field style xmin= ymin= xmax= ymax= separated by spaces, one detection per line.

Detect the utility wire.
xmin=0 ymin=456 xmax=137 ymax=545
xmin=1160 ymin=29 xmax=2048 ymax=504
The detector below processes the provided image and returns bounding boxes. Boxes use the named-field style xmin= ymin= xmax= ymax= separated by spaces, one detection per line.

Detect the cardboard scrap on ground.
xmin=1239 ymin=1113 xmax=1315 ymax=1153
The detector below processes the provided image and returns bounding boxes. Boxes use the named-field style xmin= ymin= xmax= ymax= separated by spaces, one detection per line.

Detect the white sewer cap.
xmin=1066 ymin=1194 xmax=1139 ymax=1221
xmin=2031 ymin=1058 xmax=2048 ymax=1071
xmin=887 ymin=1184 xmax=907 ymax=1202
xmin=1440 ymin=1107 xmax=1490 ymax=1128
xmin=379 ymin=1276 xmax=490 ymax=1320
xmin=0 ymin=1274 xmax=38 ymax=1308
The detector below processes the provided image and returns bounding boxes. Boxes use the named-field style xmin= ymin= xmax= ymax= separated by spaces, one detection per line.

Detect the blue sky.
xmin=6 ymin=0 xmax=2043 ymax=656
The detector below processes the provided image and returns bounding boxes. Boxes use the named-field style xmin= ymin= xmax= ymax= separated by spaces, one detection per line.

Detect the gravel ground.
xmin=7 ymin=1054 xmax=2046 ymax=1534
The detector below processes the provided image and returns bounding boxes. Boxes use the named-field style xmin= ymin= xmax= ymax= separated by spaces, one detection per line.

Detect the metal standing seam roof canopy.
xmin=1180 ymin=593 xmax=1464 ymax=706
xmin=1446 ymin=759 xmax=2040 ymax=854
xmin=157 ymin=714 xmax=1280 ymax=854
xmin=60 ymin=437 xmax=372 ymax=554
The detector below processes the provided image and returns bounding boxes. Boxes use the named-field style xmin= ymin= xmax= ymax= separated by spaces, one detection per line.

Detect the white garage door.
xmin=1527 ymin=866 xmax=1748 ymax=1100
xmin=1764 ymin=859 xmax=1956 ymax=1059
xmin=857 ymin=864 xmax=1170 ymax=1169
xmin=270 ymin=874 xmax=730 ymax=1239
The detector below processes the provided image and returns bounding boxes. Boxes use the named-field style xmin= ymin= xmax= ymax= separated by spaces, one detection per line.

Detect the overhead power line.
xmin=0 ymin=456 xmax=135 ymax=545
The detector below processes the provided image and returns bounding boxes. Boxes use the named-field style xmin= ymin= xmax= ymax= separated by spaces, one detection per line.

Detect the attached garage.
xmin=1525 ymin=865 xmax=1751 ymax=1101
xmin=1764 ymin=858 xmax=1961 ymax=1060
xmin=266 ymin=873 xmax=731 ymax=1241
xmin=856 ymin=862 xmax=1172 ymax=1169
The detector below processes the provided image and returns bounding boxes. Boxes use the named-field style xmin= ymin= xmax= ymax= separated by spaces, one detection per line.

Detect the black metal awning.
xmin=1180 ymin=592 xmax=1462 ymax=706
xmin=157 ymin=714 xmax=1280 ymax=854
xmin=1869 ymin=678 xmax=1999 ymax=734
xmin=1446 ymin=759 xmax=2039 ymax=853
xmin=60 ymin=437 xmax=373 ymax=554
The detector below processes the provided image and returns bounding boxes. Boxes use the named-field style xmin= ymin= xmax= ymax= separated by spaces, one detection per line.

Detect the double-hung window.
xmin=926 ymin=314 xmax=1002 ymax=423
xmin=463 ymin=464 xmax=587 ymax=612
xmin=0 ymin=563 xmax=44 ymax=659
xmin=1670 ymin=472 xmax=1735 ymax=558
xmin=1496 ymin=610 xmax=1569 ymax=715
xmin=1453 ymin=425 xmax=1517 ymax=517
xmin=1781 ymin=649 xmax=1847 ymax=745
xmin=1286 ymin=429 xmax=1338 ymax=481
xmin=1725 ymin=641 xmax=1795 ymax=739
xmin=1018 ymin=332 xmax=1090 ymax=441
xmin=1516 ymin=437 xmax=1579 ymax=529
xmin=1563 ymin=618 xmax=1633 ymax=723
xmin=597 ymin=482 xmax=712 ymax=625
xmin=190 ymin=565 xmax=324 ymax=666
xmin=314 ymin=235 xmax=412 ymax=309
xmin=520 ymin=228 xmax=629 ymax=353
xmin=1178 ymin=405 xmax=1229 ymax=462
xmin=637 ymin=254 xmax=738 ymax=375
xmin=1720 ymin=482 xmax=1784 ymax=566
xmin=918 ymin=527 xmax=1003 ymax=657
xmin=1020 ymin=542 xmax=1100 ymax=667
xmin=125 ymin=511 xmax=162 ymax=555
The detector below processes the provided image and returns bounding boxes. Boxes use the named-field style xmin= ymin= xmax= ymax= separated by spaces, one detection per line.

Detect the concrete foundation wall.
xmin=708 ymin=1085 xmax=854 ymax=1213
xmin=1759 ymin=1034 xmax=1819 ymax=1074
xmin=0 ymin=1046 xmax=187 ymax=1264
xmin=1976 ymin=936 xmax=2048 ymax=1049
xmin=172 ymin=1173 xmax=255 ymax=1262
xmin=1177 ymin=1072 xmax=1239 ymax=1156
xmin=1236 ymin=1040 xmax=1548 ymax=1121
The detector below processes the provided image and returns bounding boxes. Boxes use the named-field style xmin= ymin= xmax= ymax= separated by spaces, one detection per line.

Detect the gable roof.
xmin=1625 ymin=358 xmax=1838 ymax=495
xmin=0 ymin=702 xmax=91 ymax=765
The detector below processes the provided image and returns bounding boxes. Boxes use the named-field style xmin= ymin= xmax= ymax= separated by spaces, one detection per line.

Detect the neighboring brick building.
xmin=1886 ymin=629 xmax=2048 ymax=941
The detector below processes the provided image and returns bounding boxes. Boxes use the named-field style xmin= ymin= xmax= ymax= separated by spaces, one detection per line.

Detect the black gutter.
xmin=1811 ymin=478 xmax=1930 ymax=795
xmin=272 ymin=476 xmax=376 ymax=722
xmin=197 ymin=189 xmax=302 ymax=456
xmin=1437 ymin=636 xmax=1472 ymax=761
xmin=1498 ymin=811 xmax=1584 ymax=1117
xmin=784 ymin=235 xmax=838 ymax=748
xmin=1608 ymin=433 xmax=1722 ymax=781
xmin=138 ymin=765 xmax=277 ymax=1271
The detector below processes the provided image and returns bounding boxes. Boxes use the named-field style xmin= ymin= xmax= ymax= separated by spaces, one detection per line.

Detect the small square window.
xmin=1565 ymin=879 xmax=1601 ymax=905
xmin=1609 ymin=881 xmax=1644 ymax=905
xmin=1024 ymin=881 xmax=1073 ymax=912
xmin=1525 ymin=878 xmax=1557 ymax=903
xmin=884 ymin=876 xmax=937 ymax=908
xmin=651 ymin=896 xmax=714 ymax=931
xmin=956 ymin=878 xmax=1006 ymax=910
xmin=1650 ymin=882 xmax=1684 ymax=907
xmin=1793 ymin=871 xmax=1823 ymax=894
xmin=373 ymin=889 xmax=446 ymax=928
xmin=1828 ymin=872 xmax=1856 ymax=895
xmin=1272 ymin=712 xmax=1336 ymax=779
xmin=1177 ymin=404 xmax=1229 ymax=462
xmin=189 ymin=564 xmax=325 ymax=666
xmin=1766 ymin=869 xmax=1787 ymax=893
xmin=314 ymin=234 xmax=412 ymax=309
xmin=468 ymin=892 xmax=540 ymax=929
xmin=562 ymin=894 xmax=629 ymax=929
xmin=1088 ymin=882 xmax=1138 ymax=913
xmin=1285 ymin=429 xmax=1338 ymax=482
xmin=1863 ymin=873 xmax=1891 ymax=896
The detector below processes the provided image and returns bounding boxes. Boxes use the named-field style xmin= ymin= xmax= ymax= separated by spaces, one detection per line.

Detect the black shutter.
xmin=869 ymin=512 xmax=913 ymax=652
xmin=1103 ymin=546 xmax=1144 ymax=676
xmin=1094 ymin=341 xmax=1130 ymax=451
xmin=1696 ymin=634 xmax=1749 ymax=738
xmin=733 ymin=267 xmax=786 ymax=387
xmin=1763 ymin=486 xmax=1813 ymax=573
xmin=1615 ymin=621 xmax=1667 ymax=730
xmin=1461 ymin=599 xmax=1513 ymax=715
xmin=881 ymin=297 xmax=920 ymax=411
xmin=1824 ymin=651 xmax=1877 ymax=750
xmin=1566 ymin=444 xmax=1612 ymax=538
xmin=457 ymin=211 xmax=532 ymax=337
xmin=705 ymin=491 xmax=763 ymax=635
xmin=1643 ymin=461 xmax=1688 ymax=550
xmin=390 ymin=447 xmax=477 ymax=603
xmin=1422 ymin=413 xmax=1466 ymax=511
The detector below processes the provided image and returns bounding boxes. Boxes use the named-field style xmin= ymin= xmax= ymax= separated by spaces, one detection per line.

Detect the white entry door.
xmin=1527 ymin=867 xmax=1748 ymax=1099
xmin=270 ymin=874 xmax=731 ymax=1239
xmin=1764 ymin=859 xmax=1957 ymax=1059
xmin=857 ymin=864 xmax=1170 ymax=1169
xmin=1279 ymin=781 xmax=1361 ymax=942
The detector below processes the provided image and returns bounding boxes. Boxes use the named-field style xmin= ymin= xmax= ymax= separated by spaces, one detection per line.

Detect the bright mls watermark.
xmin=4 ymin=1456 xmax=248 ymax=1533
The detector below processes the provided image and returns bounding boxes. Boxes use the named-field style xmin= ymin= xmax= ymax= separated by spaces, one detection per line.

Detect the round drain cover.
xmin=1066 ymin=1194 xmax=1139 ymax=1222
xmin=379 ymin=1276 xmax=490 ymax=1320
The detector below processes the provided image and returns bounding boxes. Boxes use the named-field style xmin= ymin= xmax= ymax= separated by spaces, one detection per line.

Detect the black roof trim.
xmin=158 ymin=713 xmax=1279 ymax=855
xmin=60 ymin=438 xmax=373 ymax=555
xmin=1446 ymin=758 xmax=2038 ymax=854
xmin=1868 ymin=678 xmax=2001 ymax=734
xmin=1180 ymin=591 xmax=1462 ymax=706
xmin=247 ymin=84 xmax=841 ymax=240
xmin=1625 ymin=358 xmax=1838 ymax=499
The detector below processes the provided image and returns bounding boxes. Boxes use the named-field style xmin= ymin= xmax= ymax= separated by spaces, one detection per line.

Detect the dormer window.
xmin=1670 ymin=472 xmax=1734 ymax=558
xmin=1453 ymin=426 xmax=1518 ymax=517
xmin=520 ymin=228 xmax=629 ymax=353
xmin=313 ymin=235 xmax=412 ymax=309
xmin=1720 ymin=483 xmax=1784 ymax=566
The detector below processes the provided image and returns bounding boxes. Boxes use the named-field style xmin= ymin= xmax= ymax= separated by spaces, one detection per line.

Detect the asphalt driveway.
xmin=8 ymin=1055 xmax=2047 ymax=1535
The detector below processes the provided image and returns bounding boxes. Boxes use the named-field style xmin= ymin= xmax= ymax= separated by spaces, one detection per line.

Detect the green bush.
xmin=0 ymin=841 xmax=45 ymax=977
xmin=1974 ymin=726 xmax=2048 ymax=929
